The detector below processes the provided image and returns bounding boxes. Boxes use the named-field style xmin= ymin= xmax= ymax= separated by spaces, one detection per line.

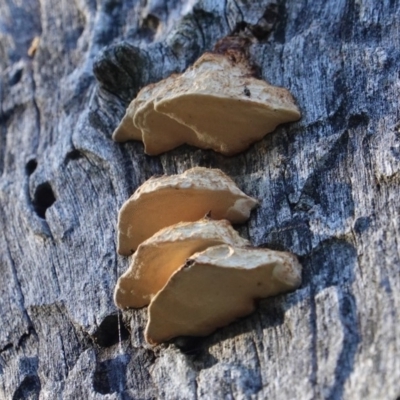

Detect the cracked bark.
xmin=1 ymin=0 xmax=400 ymax=399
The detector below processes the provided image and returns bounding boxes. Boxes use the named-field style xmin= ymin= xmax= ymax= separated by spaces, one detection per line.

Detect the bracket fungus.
xmin=110 ymin=36 xmax=303 ymax=345
xmin=112 ymin=94 xmax=143 ymax=142
xmin=113 ymin=75 xmax=202 ymax=155
xmin=145 ymin=244 xmax=302 ymax=345
xmin=114 ymin=219 xmax=250 ymax=309
xmin=112 ymin=51 xmax=301 ymax=155
xmin=154 ymin=53 xmax=301 ymax=155
xmin=117 ymin=167 xmax=258 ymax=255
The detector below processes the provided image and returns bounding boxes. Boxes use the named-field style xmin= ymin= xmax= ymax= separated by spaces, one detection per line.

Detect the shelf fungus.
xmin=113 ymin=51 xmax=301 ymax=156
xmin=113 ymin=75 xmax=203 ymax=155
xmin=114 ymin=219 xmax=250 ymax=309
xmin=117 ymin=167 xmax=258 ymax=255
xmin=112 ymin=92 xmax=144 ymax=142
xmin=145 ymin=244 xmax=302 ymax=345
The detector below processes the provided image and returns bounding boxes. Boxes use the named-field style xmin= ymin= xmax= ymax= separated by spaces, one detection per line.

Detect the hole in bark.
xmin=65 ymin=149 xmax=83 ymax=160
xmin=93 ymin=355 xmax=129 ymax=395
xmin=25 ymin=159 xmax=37 ymax=175
xmin=12 ymin=375 xmax=41 ymax=400
xmin=348 ymin=112 xmax=369 ymax=129
xmin=92 ymin=314 xmax=129 ymax=348
xmin=10 ymin=68 xmax=23 ymax=86
xmin=103 ymin=0 xmax=121 ymax=13
xmin=174 ymin=336 xmax=207 ymax=355
xmin=252 ymin=4 xmax=280 ymax=41
xmin=2 ymin=343 xmax=13 ymax=352
xmin=353 ymin=216 xmax=371 ymax=234
xmin=231 ymin=4 xmax=279 ymax=41
xmin=33 ymin=182 xmax=56 ymax=219
xmin=142 ymin=14 xmax=160 ymax=31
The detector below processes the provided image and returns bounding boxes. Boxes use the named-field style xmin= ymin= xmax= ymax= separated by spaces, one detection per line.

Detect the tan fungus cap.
xmin=133 ymin=75 xmax=201 ymax=155
xmin=112 ymin=96 xmax=143 ymax=142
xmin=145 ymin=244 xmax=302 ymax=344
xmin=117 ymin=167 xmax=258 ymax=255
xmin=114 ymin=218 xmax=250 ymax=309
xmin=154 ymin=52 xmax=301 ymax=155
xmin=112 ymin=52 xmax=301 ymax=156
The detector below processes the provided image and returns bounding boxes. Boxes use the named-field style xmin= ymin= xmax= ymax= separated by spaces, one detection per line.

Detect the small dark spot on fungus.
xmin=33 ymin=182 xmax=56 ymax=219
xmin=244 ymin=86 xmax=251 ymax=97
xmin=25 ymin=159 xmax=37 ymax=175
xmin=183 ymin=259 xmax=196 ymax=269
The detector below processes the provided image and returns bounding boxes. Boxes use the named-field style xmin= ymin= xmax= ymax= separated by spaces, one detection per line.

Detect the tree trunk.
xmin=1 ymin=0 xmax=399 ymax=398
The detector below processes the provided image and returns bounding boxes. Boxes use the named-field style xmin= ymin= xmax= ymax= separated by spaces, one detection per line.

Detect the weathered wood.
xmin=1 ymin=0 xmax=399 ymax=398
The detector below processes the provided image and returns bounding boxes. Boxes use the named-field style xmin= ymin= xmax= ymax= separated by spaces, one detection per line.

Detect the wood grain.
xmin=0 ymin=0 xmax=399 ymax=398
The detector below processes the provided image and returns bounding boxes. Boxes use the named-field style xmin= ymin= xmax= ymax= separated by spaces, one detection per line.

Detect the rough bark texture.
xmin=1 ymin=0 xmax=399 ymax=399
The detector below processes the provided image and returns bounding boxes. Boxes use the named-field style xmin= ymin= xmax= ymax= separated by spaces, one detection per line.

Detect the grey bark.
xmin=0 ymin=0 xmax=399 ymax=399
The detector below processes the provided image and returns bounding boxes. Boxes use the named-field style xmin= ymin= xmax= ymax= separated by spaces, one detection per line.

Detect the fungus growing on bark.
xmin=154 ymin=52 xmax=301 ymax=155
xmin=112 ymin=51 xmax=301 ymax=155
xmin=133 ymin=76 xmax=201 ymax=155
xmin=114 ymin=219 xmax=250 ymax=309
xmin=112 ymin=99 xmax=142 ymax=142
xmin=112 ymin=85 xmax=151 ymax=142
xmin=117 ymin=167 xmax=258 ymax=255
xmin=145 ymin=244 xmax=302 ymax=345
xmin=113 ymin=75 xmax=200 ymax=155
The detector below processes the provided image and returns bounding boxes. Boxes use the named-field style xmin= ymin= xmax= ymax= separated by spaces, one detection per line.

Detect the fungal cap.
xmin=114 ymin=219 xmax=250 ymax=309
xmin=112 ymin=99 xmax=142 ymax=142
xmin=133 ymin=75 xmax=200 ymax=155
xmin=145 ymin=244 xmax=302 ymax=344
xmin=117 ymin=167 xmax=258 ymax=255
xmin=154 ymin=52 xmax=301 ymax=155
xmin=112 ymin=75 xmax=199 ymax=154
xmin=112 ymin=83 xmax=158 ymax=142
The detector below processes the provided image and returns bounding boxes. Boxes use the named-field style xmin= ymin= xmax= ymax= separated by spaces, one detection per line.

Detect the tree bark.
xmin=1 ymin=0 xmax=399 ymax=399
